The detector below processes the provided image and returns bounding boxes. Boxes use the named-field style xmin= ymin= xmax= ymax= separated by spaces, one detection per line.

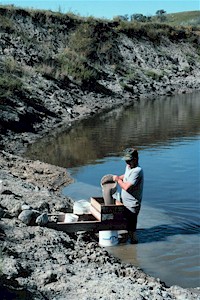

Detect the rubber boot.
xmin=128 ymin=231 xmax=138 ymax=244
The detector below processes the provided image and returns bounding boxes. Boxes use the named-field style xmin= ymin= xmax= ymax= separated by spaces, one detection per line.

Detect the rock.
xmin=0 ymin=207 xmax=11 ymax=219
xmin=0 ymin=7 xmax=200 ymax=300
xmin=0 ymin=207 xmax=6 ymax=218
xmin=21 ymin=204 xmax=32 ymax=211
xmin=36 ymin=201 xmax=50 ymax=212
xmin=39 ymin=270 xmax=58 ymax=285
xmin=36 ymin=213 xmax=49 ymax=226
xmin=18 ymin=209 xmax=39 ymax=225
xmin=10 ymin=203 xmax=22 ymax=216
xmin=18 ymin=210 xmax=33 ymax=225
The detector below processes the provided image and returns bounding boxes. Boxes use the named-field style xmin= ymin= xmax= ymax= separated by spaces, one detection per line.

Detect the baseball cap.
xmin=122 ymin=148 xmax=138 ymax=161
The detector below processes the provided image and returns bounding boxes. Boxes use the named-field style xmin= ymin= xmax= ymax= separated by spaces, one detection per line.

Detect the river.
xmin=26 ymin=92 xmax=200 ymax=288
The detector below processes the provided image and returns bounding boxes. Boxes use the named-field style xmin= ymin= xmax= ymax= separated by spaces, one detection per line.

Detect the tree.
xmin=120 ymin=14 xmax=129 ymax=21
xmin=131 ymin=14 xmax=152 ymax=22
xmin=156 ymin=9 xmax=166 ymax=16
xmin=156 ymin=9 xmax=167 ymax=22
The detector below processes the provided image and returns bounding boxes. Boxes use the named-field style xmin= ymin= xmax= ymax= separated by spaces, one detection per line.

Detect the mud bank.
xmin=1 ymin=150 xmax=200 ymax=300
xmin=1 ymin=82 xmax=200 ymax=300
xmin=1 ymin=6 xmax=200 ymax=299
xmin=1 ymin=103 xmax=200 ymax=299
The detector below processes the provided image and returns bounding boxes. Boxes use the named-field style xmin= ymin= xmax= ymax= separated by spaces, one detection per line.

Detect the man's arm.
xmin=113 ymin=175 xmax=131 ymax=191
xmin=113 ymin=174 xmax=141 ymax=192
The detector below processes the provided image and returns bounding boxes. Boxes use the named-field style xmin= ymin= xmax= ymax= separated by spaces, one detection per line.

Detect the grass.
xmin=49 ymin=20 xmax=120 ymax=83
xmin=0 ymin=74 xmax=23 ymax=98
xmin=144 ymin=69 xmax=164 ymax=80
xmin=163 ymin=11 xmax=200 ymax=26
xmin=0 ymin=56 xmax=23 ymax=98
xmin=0 ymin=5 xmax=199 ymax=88
xmin=56 ymin=48 xmax=99 ymax=83
xmin=116 ymin=20 xmax=200 ymax=43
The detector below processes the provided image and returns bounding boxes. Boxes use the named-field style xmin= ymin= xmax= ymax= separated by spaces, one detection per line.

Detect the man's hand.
xmin=113 ymin=174 xmax=132 ymax=191
xmin=113 ymin=175 xmax=119 ymax=182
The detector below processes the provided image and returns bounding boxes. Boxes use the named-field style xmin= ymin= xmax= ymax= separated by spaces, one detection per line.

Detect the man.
xmin=113 ymin=148 xmax=144 ymax=243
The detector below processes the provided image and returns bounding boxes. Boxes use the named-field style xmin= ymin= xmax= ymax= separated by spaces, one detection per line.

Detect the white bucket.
xmin=73 ymin=200 xmax=91 ymax=214
xmin=99 ymin=230 xmax=118 ymax=247
xmin=64 ymin=213 xmax=79 ymax=223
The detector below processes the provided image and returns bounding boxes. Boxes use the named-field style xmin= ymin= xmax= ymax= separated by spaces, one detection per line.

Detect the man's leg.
xmin=125 ymin=208 xmax=138 ymax=243
xmin=128 ymin=231 xmax=138 ymax=244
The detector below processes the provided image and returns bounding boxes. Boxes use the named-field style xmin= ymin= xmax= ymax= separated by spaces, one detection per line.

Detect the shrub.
xmin=116 ymin=21 xmax=199 ymax=45
xmin=122 ymin=69 xmax=138 ymax=83
xmin=0 ymin=14 xmax=15 ymax=33
xmin=68 ymin=22 xmax=95 ymax=59
xmin=0 ymin=74 xmax=23 ymax=98
xmin=37 ymin=63 xmax=54 ymax=77
xmin=54 ymin=20 xmax=120 ymax=83
xmin=4 ymin=57 xmax=19 ymax=73
xmin=56 ymin=48 xmax=99 ymax=83
xmin=144 ymin=69 xmax=164 ymax=80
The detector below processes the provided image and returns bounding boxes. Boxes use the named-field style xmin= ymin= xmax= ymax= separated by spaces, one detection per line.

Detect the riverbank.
xmin=1 ymin=149 xmax=200 ymax=300
xmin=1 ymin=94 xmax=200 ymax=300
xmin=1 ymin=6 xmax=200 ymax=156
xmin=1 ymin=6 xmax=200 ymax=299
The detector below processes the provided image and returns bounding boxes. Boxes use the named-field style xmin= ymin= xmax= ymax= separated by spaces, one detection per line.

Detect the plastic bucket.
xmin=73 ymin=200 xmax=91 ymax=214
xmin=99 ymin=230 xmax=118 ymax=246
xmin=64 ymin=214 xmax=79 ymax=223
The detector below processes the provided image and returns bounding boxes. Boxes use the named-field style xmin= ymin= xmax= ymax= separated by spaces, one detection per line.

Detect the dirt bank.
xmin=1 ymin=97 xmax=200 ymax=299
xmin=1 ymin=150 xmax=200 ymax=300
xmin=1 ymin=59 xmax=200 ymax=300
xmin=1 ymin=6 xmax=200 ymax=300
xmin=1 ymin=6 xmax=200 ymax=155
xmin=1 ymin=93 xmax=200 ymax=299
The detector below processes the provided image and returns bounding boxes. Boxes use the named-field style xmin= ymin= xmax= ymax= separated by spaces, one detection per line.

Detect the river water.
xmin=26 ymin=92 xmax=200 ymax=288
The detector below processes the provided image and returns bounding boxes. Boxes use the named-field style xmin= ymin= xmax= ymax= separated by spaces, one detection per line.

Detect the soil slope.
xmin=0 ymin=6 xmax=200 ymax=300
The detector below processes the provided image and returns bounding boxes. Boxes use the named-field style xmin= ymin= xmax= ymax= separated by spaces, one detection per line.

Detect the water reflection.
xmin=26 ymin=92 xmax=200 ymax=168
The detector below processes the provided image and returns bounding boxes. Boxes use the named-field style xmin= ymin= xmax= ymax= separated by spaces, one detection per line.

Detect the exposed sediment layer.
xmin=0 ymin=6 xmax=200 ymax=300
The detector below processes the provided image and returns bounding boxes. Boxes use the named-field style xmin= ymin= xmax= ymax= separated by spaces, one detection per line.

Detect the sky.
xmin=0 ymin=0 xmax=199 ymax=19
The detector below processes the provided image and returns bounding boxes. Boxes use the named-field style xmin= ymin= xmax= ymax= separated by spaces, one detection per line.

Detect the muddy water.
xmin=26 ymin=92 xmax=200 ymax=288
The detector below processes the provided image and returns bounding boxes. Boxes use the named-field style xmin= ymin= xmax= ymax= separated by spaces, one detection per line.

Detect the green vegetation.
xmin=0 ymin=74 xmax=22 ymax=98
xmin=0 ymin=5 xmax=199 ymax=91
xmin=0 ymin=57 xmax=23 ymax=98
xmin=163 ymin=11 xmax=200 ymax=26
xmin=119 ymin=68 xmax=138 ymax=83
xmin=144 ymin=69 xmax=164 ymax=80
xmin=116 ymin=21 xmax=198 ymax=43
xmin=0 ymin=14 xmax=15 ymax=33
xmin=114 ymin=10 xmax=200 ymax=27
xmin=41 ymin=20 xmax=120 ymax=83
xmin=56 ymin=48 xmax=99 ymax=83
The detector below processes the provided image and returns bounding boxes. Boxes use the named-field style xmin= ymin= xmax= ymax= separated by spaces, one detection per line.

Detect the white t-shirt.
xmin=121 ymin=165 xmax=144 ymax=213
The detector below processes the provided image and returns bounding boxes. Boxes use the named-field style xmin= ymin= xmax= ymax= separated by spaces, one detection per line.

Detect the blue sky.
xmin=0 ymin=0 xmax=199 ymax=19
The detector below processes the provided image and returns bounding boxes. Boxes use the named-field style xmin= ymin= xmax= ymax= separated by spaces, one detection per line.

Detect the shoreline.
xmin=1 ymin=91 xmax=200 ymax=299
xmin=1 ymin=7 xmax=200 ymax=297
xmin=2 ymin=88 xmax=200 ymax=157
